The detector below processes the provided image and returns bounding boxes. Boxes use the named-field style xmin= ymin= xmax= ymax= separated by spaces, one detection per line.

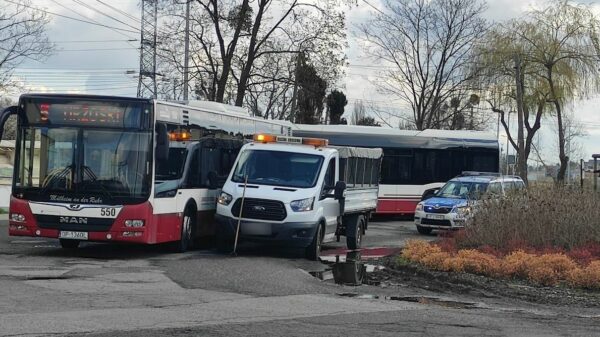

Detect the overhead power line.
xmin=96 ymin=0 xmax=141 ymax=23
xmin=71 ymin=0 xmax=141 ymax=31
xmin=4 ymin=0 xmax=139 ymax=35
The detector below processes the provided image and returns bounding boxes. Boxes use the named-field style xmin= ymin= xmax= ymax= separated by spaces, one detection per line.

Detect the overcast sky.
xmin=10 ymin=0 xmax=600 ymax=166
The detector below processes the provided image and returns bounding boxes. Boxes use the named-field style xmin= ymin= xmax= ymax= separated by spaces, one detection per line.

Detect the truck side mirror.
xmin=0 ymin=106 xmax=19 ymax=141
xmin=155 ymin=123 xmax=169 ymax=162
xmin=334 ymin=181 xmax=346 ymax=200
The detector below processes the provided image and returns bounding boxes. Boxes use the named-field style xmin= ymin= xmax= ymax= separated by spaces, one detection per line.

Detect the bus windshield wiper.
xmin=39 ymin=165 xmax=74 ymax=195
xmin=82 ymin=165 xmax=115 ymax=201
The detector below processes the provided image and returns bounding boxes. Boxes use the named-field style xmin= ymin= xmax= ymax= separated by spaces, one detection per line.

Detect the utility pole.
xmin=183 ymin=0 xmax=190 ymax=101
xmin=137 ymin=0 xmax=158 ymax=98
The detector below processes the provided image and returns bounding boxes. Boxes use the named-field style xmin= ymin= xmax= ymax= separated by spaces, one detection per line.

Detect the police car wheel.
xmin=416 ymin=225 xmax=433 ymax=235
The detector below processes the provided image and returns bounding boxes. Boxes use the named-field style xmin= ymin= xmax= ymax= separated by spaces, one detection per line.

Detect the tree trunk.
xmin=514 ymin=55 xmax=528 ymax=183
xmin=547 ymin=66 xmax=568 ymax=183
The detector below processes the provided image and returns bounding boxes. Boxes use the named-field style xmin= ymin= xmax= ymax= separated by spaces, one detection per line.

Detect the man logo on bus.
xmin=68 ymin=204 xmax=82 ymax=211
xmin=60 ymin=217 xmax=88 ymax=224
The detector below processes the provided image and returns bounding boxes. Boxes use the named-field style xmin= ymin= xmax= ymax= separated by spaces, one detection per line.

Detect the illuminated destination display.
xmin=41 ymin=103 xmax=125 ymax=126
xmin=22 ymin=97 xmax=151 ymax=129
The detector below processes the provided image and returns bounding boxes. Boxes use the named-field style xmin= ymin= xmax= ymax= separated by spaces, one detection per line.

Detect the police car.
xmin=414 ymin=172 xmax=525 ymax=235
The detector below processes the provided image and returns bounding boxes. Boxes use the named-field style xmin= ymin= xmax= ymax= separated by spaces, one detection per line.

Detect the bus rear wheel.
xmin=59 ymin=239 xmax=80 ymax=249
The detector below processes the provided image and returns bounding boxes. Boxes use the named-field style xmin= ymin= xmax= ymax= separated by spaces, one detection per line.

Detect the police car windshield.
xmin=437 ymin=180 xmax=489 ymax=199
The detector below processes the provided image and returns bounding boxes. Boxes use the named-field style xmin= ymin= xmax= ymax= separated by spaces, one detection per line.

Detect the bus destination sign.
xmin=40 ymin=103 xmax=125 ymax=127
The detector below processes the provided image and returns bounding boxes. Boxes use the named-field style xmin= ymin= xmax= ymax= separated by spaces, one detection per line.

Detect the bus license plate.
xmin=426 ymin=214 xmax=445 ymax=220
xmin=59 ymin=231 xmax=88 ymax=240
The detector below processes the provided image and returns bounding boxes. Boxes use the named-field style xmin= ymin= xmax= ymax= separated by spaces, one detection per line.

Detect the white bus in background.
xmin=0 ymin=94 xmax=291 ymax=251
xmin=293 ymin=125 xmax=499 ymax=216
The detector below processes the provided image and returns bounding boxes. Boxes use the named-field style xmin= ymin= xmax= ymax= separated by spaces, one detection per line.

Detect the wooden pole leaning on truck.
xmin=232 ymin=174 xmax=248 ymax=255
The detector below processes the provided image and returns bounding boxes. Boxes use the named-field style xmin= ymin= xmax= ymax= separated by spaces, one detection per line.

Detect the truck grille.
xmin=231 ymin=198 xmax=287 ymax=221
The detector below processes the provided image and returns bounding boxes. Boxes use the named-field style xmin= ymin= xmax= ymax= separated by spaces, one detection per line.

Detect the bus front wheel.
xmin=59 ymin=239 xmax=80 ymax=249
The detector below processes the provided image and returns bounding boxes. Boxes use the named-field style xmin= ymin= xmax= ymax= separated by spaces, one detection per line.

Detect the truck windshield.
xmin=437 ymin=180 xmax=489 ymax=199
xmin=232 ymin=150 xmax=324 ymax=188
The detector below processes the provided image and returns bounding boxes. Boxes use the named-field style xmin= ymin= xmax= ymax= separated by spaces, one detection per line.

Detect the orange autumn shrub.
xmin=402 ymin=240 xmax=443 ymax=262
xmin=454 ymin=249 xmax=500 ymax=276
xmin=401 ymin=240 xmax=599 ymax=289
xmin=501 ymin=250 xmax=537 ymax=278
xmin=525 ymin=253 xmax=578 ymax=286
xmin=567 ymin=261 xmax=600 ymax=289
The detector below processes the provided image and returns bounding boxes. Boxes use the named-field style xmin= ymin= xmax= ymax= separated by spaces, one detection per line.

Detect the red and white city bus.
xmin=0 ymin=94 xmax=291 ymax=251
xmin=293 ymin=125 xmax=499 ymax=215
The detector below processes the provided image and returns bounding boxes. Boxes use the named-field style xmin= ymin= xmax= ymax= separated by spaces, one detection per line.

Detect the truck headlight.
xmin=290 ymin=197 xmax=314 ymax=212
xmin=415 ymin=203 xmax=424 ymax=211
xmin=217 ymin=192 xmax=233 ymax=206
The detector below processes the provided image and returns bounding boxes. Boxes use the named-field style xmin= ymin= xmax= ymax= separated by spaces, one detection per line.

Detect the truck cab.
xmin=215 ymin=134 xmax=382 ymax=260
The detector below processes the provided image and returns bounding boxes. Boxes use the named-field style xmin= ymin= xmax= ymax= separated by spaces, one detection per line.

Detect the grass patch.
xmin=0 ymin=208 xmax=7 ymax=214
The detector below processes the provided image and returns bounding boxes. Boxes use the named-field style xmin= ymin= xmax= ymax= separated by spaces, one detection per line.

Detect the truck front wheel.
xmin=346 ymin=215 xmax=364 ymax=250
xmin=306 ymin=223 xmax=323 ymax=261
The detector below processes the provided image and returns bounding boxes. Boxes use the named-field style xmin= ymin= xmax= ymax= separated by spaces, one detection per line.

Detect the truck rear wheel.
xmin=306 ymin=223 xmax=323 ymax=261
xmin=346 ymin=215 xmax=364 ymax=250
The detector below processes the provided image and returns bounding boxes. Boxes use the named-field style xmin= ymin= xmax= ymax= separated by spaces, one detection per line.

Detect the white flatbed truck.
xmin=215 ymin=134 xmax=382 ymax=260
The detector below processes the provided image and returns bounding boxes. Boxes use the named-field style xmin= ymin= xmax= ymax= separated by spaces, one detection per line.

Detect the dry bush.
xmin=525 ymin=253 xmax=578 ymax=286
xmin=401 ymin=241 xmax=597 ymax=288
xmin=567 ymin=261 xmax=600 ymax=289
xmin=501 ymin=250 xmax=536 ymax=278
xmin=460 ymin=185 xmax=600 ymax=250
xmin=402 ymin=240 xmax=442 ymax=262
xmin=453 ymin=249 xmax=500 ymax=275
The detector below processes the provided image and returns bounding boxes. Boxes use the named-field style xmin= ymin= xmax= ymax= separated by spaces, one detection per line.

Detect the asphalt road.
xmin=0 ymin=217 xmax=599 ymax=337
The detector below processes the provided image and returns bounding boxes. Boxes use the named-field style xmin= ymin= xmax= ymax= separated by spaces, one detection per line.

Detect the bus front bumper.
xmin=215 ymin=214 xmax=319 ymax=248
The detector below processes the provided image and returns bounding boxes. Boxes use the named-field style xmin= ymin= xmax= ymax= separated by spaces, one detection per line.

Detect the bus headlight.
xmin=290 ymin=197 xmax=314 ymax=212
xmin=217 ymin=192 xmax=233 ymax=206
xmin=10 ymin=213 xmax=26 ymax=222
xmin=125 ymin=220 xmax=145 ymax=228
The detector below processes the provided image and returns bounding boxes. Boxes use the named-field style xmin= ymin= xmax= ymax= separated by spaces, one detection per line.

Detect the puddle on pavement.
xmin=310 ymin=251 xmax=384 ymax=286
xmin=337 ymin=293 xmax=479 ymax=309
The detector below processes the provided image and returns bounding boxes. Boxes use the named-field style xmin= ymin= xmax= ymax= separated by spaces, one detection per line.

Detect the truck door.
xmin=321 ymin=157 xmax=340 ymax=235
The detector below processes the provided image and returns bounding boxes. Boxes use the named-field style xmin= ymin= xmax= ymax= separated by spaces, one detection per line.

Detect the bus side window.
xmin=187 ymin=149 xmax=201 ymax=188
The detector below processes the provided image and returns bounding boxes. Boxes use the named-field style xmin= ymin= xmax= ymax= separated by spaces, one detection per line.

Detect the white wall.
xmin=0 ymin=185 xmax=10 ymax=208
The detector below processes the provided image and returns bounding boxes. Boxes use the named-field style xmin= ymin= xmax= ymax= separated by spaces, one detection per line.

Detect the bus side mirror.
xmin=0 ymin=106 xmax=18 ymax=141
xmin=155 ymin=123 xmax=169 ymax=162
xmin=334 ymin=181 xmax=346 ymax=200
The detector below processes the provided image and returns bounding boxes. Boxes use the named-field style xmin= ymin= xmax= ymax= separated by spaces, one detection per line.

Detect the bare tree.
xmin=158 ymin=0 xmax=347 ymax=111
xmin=357 ymin=0 xmax=488 ymax=130
xmin=478 ymin=22 xmax=549 ymax=184
xmin=0 ymin=0 xmax=53 ymax=92
xmin=522 ymin=1 xmax=600 ymax=183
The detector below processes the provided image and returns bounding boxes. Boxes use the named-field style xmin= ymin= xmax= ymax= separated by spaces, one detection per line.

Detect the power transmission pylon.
xmin=137 ymin=0 xmax=158 ymax=98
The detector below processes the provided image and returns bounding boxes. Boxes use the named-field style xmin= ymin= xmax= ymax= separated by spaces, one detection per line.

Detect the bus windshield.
xmin=14 ymin=127 xmax=152 ymax=205
xmin=232 ymin=150 xmax=324 ymax=188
